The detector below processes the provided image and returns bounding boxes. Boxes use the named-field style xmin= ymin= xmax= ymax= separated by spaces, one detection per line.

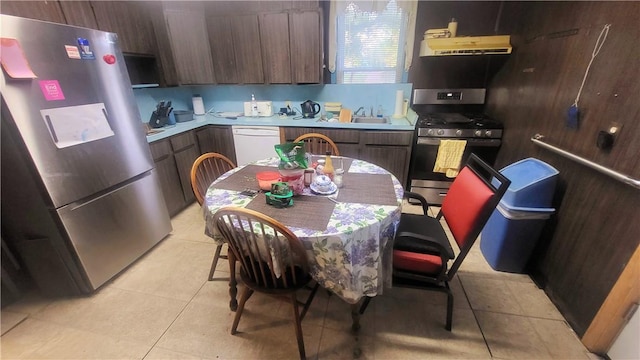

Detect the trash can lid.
xmin=500 ymin=158 xmax=559 ymax=192
xmin=496 ymin=201 xmax=555 ymax=220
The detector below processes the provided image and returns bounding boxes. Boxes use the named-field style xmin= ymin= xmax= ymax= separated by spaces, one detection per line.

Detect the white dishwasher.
xmin=232 ymin=126 xmax=281 ymax=166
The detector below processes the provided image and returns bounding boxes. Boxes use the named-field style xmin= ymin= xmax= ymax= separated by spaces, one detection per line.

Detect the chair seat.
xmin=393 ymin=249 xmax=443 ymax=274
xmin=394 ymin=214 xmax=455 ymax=260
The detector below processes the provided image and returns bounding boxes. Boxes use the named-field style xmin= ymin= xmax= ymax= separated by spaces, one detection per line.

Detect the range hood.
xmin=420 ymin=35 xmax=512 ymax=56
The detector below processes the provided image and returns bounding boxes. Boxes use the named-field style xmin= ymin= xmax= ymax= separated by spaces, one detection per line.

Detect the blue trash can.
xmin=481 ymin=158 xmax=559 ymax=273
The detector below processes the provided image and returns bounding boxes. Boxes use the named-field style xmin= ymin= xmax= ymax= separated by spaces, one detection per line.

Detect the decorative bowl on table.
xmin=310 ymin=175 xmax=337 ymax=195
xmin=256 ymin=171 xmax=281 ymax=191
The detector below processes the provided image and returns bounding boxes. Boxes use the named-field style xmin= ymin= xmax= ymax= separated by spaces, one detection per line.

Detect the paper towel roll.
xmin=393 ymin=90 xmax=404 ymax=118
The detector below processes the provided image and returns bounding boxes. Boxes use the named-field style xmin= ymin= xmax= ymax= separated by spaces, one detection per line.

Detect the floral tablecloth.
xmin=203 ymin=157 xmax=403 ymax=304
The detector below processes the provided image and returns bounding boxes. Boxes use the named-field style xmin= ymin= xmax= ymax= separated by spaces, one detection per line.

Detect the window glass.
xmin=336 ymin=1 xmax=407 ymax=84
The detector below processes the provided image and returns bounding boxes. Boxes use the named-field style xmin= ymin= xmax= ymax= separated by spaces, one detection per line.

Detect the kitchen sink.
xmin=351 ymin=116 xmax=390 ymax=124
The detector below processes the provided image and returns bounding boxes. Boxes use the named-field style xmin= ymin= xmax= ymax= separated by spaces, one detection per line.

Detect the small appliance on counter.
xmin=243 ymin=100 xmax=273 ymax=117
xmin=173 ymin=110 xmax=194 ymax=123
xmin=301 ymin=100 xmax=321 ymax=118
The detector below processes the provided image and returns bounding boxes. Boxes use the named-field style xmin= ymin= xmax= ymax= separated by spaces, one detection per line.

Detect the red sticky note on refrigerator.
xmin=0 ymin=38 xmax=37 ymax=79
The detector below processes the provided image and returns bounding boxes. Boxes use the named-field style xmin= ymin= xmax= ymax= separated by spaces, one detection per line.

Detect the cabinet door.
xmin=207 ymin=17 xmax=238 ymax=84
xmin=91 ymin=1 xmax=156 ymax=55
xmin=360 ymin=146 xmax=410 ymax=186
xmin=290 ymin=10 xmax=322 ymax=84
xmin=195 ymin=126 xmax=237 ymax=165
xmin=164 ymin=9 xmax=216 ymax=84
xmin=170 ymin=131 xmax=199 ymax=205
xmin=360 ymin=131 xmax=413 ymax=186
xmin=231 ymin=15 xmax=264 ymax=84
xmin=58 ymin=1 xmax=98 ymax=29
xmin=149 ymin=140 xmax=185 ymax=216
xmin=260 ymin=12 xmax=292 ymax=84
xmin=173 ymin=145 xmax=199 ymax=205
xmin=0 ymin=1 xmax=66 ymax=23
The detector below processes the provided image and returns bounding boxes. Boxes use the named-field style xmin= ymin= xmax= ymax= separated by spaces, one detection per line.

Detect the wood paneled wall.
xmin=485 ymin=1 xmax=640 ymax=336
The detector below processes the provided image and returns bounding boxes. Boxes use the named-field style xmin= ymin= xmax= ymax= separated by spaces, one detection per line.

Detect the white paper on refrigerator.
xmin=40 ymin=103 xmax=114 ymax=148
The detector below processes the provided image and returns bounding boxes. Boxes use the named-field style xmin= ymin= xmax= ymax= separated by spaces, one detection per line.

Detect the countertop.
xmin=145 ymin=113 xmax=416 ymax=143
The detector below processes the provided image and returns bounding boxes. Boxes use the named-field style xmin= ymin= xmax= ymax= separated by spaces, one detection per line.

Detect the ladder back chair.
xmin=190 ymin=152 xmax=236 ymax=280
xmin=212 ymin=207 xmax=320 ymax=360
xmin=293 ymin=133 xmax=340 ymax=156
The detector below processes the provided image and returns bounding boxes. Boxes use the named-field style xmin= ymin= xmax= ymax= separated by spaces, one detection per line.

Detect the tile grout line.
xmin=457 ymin=274 xmax=495 ymax=358
xmin=140 ymin=279 xmax=209 ymax=359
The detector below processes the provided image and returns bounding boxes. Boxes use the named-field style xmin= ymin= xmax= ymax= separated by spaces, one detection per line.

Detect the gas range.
xmin=407 ymin=88 xmax=504 ymax=205
xmin=416 ymin=112 xmax=503 ymax=139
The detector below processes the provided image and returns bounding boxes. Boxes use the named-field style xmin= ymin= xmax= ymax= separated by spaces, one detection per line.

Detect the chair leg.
xmin=299 ymin=283 xmax=319 ymax=321
xmin=231 ymin=287 xmax=253 ymax=335
xmin=289 ymin=293 xmax=307 ymax=360
xmin=445 ymin=282 xmax=453 ymax=331
xmin=359 ymin=296 xmax=372 ymax=314
xmin=208 ymin=244 xmax=224 ymax=281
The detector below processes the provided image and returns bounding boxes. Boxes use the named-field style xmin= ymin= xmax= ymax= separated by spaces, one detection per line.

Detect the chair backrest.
xmin=212 ymin=207 xmax=311 ymax=290
xmin=190 ymin=152 xmax=236 ymax=205
xmin=293 ymin=133 xmax=340 ymax=156
xmin=440 ymin=153 xmax=511 ymax=278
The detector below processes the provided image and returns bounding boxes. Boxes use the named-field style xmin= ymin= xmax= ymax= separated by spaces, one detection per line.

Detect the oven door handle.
xmin=416 ymin=138 xmax=502 ymax=146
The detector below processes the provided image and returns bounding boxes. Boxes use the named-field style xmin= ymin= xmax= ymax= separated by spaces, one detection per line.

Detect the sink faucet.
xmin=354 ymin=107 xmax=365 ymax=116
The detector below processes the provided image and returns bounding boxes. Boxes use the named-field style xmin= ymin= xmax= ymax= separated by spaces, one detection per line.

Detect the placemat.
xmin=213 ymin=165 xmax=278 ymax=192
xmin=336 ymin=173 xmax=398 ymax=206
xmin=245 ymin=193 xmax=336 ymax=231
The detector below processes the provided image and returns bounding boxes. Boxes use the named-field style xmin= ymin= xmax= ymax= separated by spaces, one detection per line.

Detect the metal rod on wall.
xmin=531 ymin=134 xmax=640 ymax=190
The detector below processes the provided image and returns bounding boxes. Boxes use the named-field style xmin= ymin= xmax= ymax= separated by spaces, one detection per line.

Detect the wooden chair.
xmin=212 ymin=207 xmax=320 ymax=360
xmin=293 ymin=133 xmax=340 ymax=156
xmin=190 ymin=152 xmax=236 ymax=280
xmin=359 ymin=154 xmax=511 ymax=331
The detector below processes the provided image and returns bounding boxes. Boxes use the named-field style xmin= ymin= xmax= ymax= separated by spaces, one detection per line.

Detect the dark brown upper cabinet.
xmin=207 ymin=15 xmax=264 ymax=84
xmin=57 ymin=1 xmax=98 ymax=29
xmin=260 ymin=12 xmax=293 ymax=84
xmin=0 ymin=1 xmax=66 ymax=23
xmin=260 ymin=9 xmax=323 ymax=84
xmin=90 ymin=2 xmax=156 ymax=55
xmin=290 ymin=10 xmax=323 ymax=84
xmin=163 ymin=8 xmax=216 ymax=85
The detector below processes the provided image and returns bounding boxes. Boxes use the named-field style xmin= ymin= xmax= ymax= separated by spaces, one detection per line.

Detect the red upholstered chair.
xmin=359 ymin=154 xmax=510 ymax=331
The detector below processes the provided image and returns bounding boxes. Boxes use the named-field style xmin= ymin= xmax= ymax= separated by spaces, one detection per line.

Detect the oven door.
xmin=409 ymin=137 xmax=501 ymax=204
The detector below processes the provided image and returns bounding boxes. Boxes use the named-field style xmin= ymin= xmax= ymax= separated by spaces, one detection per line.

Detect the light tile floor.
xmin=1 ymin=202 xmax=599 ymax=359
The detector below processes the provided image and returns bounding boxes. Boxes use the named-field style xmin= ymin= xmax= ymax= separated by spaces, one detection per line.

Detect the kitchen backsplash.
xmin=133 ymin=83 xmax=413 ymax=122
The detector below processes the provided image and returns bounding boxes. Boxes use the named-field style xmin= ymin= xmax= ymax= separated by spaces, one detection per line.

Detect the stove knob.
xmin=455 ymin=129 xmax=462 ymax=136
xmin=427 ymin=129 xmax=434 ymax=136
xmin=474 ymin=130 xmax=483 ymax=137
xmin=485 ymin=130 xmax=492 ymax=137
xmin=437 ymin=129 xmax=444 ymax=135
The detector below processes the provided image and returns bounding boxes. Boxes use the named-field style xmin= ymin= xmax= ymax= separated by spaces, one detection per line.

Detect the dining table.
xmin=202 ymin=155 xmax=403 ymax=330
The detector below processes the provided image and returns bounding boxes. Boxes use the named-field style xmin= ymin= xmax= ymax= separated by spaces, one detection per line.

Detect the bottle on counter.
xmin=251 ymin=94 xmax=259 ymax=117
xmin=323 ymin=151 xmax=334 ymax=180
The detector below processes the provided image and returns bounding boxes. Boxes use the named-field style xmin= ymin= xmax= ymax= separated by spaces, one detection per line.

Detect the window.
xmin=332 ymin=0 xmax=415 ymax=84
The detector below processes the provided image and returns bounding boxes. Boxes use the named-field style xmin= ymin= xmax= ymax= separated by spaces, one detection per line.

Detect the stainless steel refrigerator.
xmin=0 ymin=15 xmax=172 ymax=296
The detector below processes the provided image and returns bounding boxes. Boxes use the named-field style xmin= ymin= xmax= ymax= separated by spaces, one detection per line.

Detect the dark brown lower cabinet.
xmin=149 ymin=130 xmax=200 ymax=216
xmin=195 ymin=125 xmax=237 ymax=165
